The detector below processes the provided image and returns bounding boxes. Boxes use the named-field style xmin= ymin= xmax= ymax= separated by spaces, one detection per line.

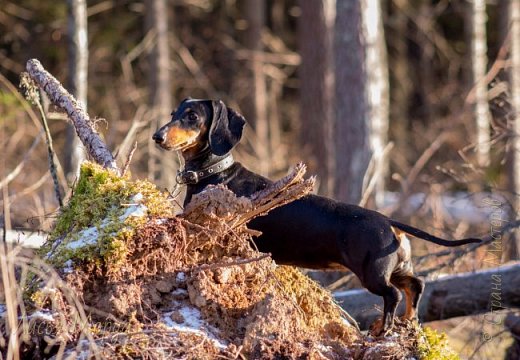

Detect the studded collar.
xmin=176 ymin=154 xmax=234 ymax=185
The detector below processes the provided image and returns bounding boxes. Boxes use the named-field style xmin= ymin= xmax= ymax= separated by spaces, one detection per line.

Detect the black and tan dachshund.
xmin=152 ymin=98 xmax=481 ymax=335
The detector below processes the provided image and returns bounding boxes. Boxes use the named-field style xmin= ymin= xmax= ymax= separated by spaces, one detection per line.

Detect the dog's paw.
xmin=369 ymin=318 xmax=384 ymax=337
xmin=369 ymin=318 xmax=396 ymax=337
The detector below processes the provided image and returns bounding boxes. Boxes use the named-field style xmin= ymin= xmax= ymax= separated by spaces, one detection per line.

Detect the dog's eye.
xmin=187 ymin=113 xmax=198 ymax=121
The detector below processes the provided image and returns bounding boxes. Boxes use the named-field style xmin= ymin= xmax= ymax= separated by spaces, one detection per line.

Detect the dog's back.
xmin=248 ymin=194 xmax=397 ymax=272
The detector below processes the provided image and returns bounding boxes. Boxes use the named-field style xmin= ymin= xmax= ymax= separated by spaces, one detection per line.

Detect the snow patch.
xmin=67 ymin=226 xmax=99 ymax=250
xmin=1 ymin=306 xmax=54 ymax=323
xmin=65 ymin=193 xmax=148 ymax=251
xmin=119 ymin=204 xmax=147 ymax=221
xmin=30 ymin=310 xmax=55 ymax=322
xmin=131 ymin=193 xmax=144 ymax=203
xmin=363 ymin=341 xmax=399 ymax=356
xmin=119 ymin=193 xmax=148 ymax=221
xmin=63 ymin=259 xmax=74 ymax=274
xmin=162 ymin=301 xmax=227 ymax=349
xmin=176 ymin=272 xmax=186 ymax=283
xmin=1 ymin=230 xmax=46 ymax=248
xmin=171 ymin=288 xmax=188 ymax=296
xmin=381 ymin=191 xmax=509 ymax=223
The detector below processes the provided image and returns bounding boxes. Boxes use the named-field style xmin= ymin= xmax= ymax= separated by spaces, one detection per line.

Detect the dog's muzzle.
xmin=152 ymin=129 xmax=166 ymax=144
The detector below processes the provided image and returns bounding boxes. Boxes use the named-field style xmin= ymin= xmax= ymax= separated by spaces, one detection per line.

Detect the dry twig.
xmin=20 ymin=74 xmax=63 ymax=207
xmin=0 ymin=131 xmax=43 ymax=191
xmin=122 ymin=141 xmax=138 ymax=176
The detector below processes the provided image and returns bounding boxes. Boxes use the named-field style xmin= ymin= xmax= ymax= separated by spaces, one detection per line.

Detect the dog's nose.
xmin=152 ymin=130 xmax=165 ymax=144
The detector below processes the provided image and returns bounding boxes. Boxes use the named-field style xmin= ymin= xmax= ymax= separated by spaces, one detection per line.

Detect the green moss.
xmin=418 ymin=327 xmax=460 ymax=360
xmin=100 ymin=227 xmax=133 ymax=275
xmin=39 ymin=162 xmax=172 ymax=275
xmin=51 ymin=164 xmax=123 ymax=237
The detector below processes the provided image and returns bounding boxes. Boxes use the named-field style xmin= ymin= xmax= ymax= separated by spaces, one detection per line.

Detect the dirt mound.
xmin=0 ymin=162 xmax=458 ymax=359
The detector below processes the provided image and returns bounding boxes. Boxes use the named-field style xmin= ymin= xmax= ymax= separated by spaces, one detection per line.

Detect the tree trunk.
xmin=416 ymin=1 xmax=436 ymax=125
xmin=334 ymin=263 xmax=520 ymax=330
xmin=298 ymin=0 xmax=335 ymax=196
xmin=146 ymin=0 xmax=175 ymax=188
xmin=241 ymin=0 xmax=269 ymax=176
xmin=470 ymin=0 xmax=491 ymax=167
xmin=361 ymin=0 xmax=389 ymax=207
xmin=65 ymin=0 xmax=88 ymax=180
xmin=333 ymin=0 xmax=368 ymax=204
xmin=389 ymin=0 xmax=412 ymax=172
xmin=333 ymin=0 xmax=388 ymax=205
xmin=508 ymin=0 xmax=520 ymax=260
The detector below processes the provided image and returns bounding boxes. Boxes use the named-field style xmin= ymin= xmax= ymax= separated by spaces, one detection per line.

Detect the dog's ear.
xmin=209 ymin=100 xmax=246 ymax=156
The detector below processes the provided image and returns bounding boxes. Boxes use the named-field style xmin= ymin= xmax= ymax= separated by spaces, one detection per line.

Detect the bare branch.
xmin=122 ymin=142 xmax=137 ymax=177
xmin=25 ymin=59 xmax=119 ymax=173
xmin=0 ymin=131 xmax=43 ymax=190
xmin=33 ymin=87 xmax=63 ymax=207
xmin=115 ymin=105 xmax=147 ymax=163
xmin=359 ymin=142 xmax=394 ymax=207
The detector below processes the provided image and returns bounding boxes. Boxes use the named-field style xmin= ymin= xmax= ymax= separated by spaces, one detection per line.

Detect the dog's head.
xmin=152 ymin=98 xmax=246 ymax=156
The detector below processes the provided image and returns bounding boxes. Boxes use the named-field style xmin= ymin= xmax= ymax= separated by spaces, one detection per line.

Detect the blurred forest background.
xmin=1 ymin=0 xmax=520 ymax=358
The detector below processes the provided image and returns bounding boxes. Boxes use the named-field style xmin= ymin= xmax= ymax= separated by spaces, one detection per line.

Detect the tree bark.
xmin=146 ymin=0 xmax=175 ymax=187
xmin=26 ymin=59 xmax=118 ymax=173
xmin=333 ymin=0 xmax=388 ymax=205
xmin=334 ymin=263 xmax=520 ymax=330
xmin=389 ymin=0 xmax=412 ymax=172
xmin=241 ymin=0 xmax=269 ymax=176
xmin=298 ymin=0 xmax=335 ymax=196
xmin=361 ymin=0 xmax=389 ymax=207
xmin=470 ymin=0 xmax=491 ymax=167
xmin=65 ymin=0 xmax=88 ymax=180
xmin=333 ymin=0 xmax=368 ymax=204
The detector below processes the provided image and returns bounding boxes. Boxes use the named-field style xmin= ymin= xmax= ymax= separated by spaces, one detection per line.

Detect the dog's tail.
xmin=389 ymin=220 xmax=481 ymax=247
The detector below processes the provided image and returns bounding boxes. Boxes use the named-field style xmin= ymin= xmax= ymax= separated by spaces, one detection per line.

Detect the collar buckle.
xmin=176 ymin=170 xmax=199 ymax=185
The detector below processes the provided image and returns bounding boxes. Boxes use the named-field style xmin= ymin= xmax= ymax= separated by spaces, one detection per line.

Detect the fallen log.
xmin=334 ymin=262 xmax=520 ymax=330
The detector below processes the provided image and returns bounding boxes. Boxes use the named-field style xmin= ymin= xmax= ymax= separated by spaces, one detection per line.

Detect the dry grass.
xmin=0 ymin=243 xmax=100 ymax=359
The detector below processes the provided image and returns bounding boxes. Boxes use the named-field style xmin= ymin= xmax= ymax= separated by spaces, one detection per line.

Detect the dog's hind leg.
xmin=391 ymin=271 xmax=425 ymax=320
xmin=365 ymin=278 xmax=402 ymax=336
